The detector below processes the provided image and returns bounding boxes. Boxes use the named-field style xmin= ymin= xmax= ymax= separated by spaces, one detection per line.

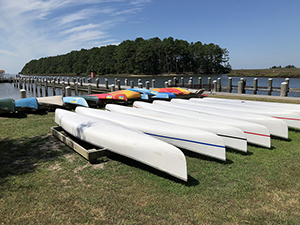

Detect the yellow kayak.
xmin=110 ymin=90 xmax=142 ymax=99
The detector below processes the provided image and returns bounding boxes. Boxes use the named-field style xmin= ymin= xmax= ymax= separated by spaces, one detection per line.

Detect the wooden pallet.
xmin=50 ymin=126 xmax=112 ymax=162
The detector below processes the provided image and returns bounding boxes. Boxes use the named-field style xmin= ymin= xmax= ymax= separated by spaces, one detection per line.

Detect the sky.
xmin=0 ymin=0 xmax=299 ymax=74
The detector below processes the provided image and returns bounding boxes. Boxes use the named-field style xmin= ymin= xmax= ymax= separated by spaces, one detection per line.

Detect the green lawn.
xmin=1 ymin=103 xmax=300 ymax=224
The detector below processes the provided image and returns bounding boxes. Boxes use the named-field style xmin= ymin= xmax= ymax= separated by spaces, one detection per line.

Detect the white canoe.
xmin=189 ymin=98 xmax=300 ymax=129
xmin=106 ymin=104 xmax=249 ymax=151
xmin=198 ymin=98 xmax=300 ymax=115
xmin=76 ymin=107 xmax=226 ymax=161
xmin=55 ymin=108 xmax=187 ymax=181
xmin=131 ymin=101 xmax=247 ymax=152
xmin=37 ymin=96 xmax=64 ymax=107
xmin=151 ymin=100 xmax=272 ymax=148
xmin=170 ymin=98 xmax=288 ymax=140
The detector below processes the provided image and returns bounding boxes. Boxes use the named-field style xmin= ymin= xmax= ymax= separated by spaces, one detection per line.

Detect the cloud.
xmin=0 ymin=0 xmax=151 ymax=73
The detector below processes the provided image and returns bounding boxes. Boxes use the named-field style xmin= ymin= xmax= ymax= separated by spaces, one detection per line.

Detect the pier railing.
xmin=12 ymin=76 xmax=300 ymax=98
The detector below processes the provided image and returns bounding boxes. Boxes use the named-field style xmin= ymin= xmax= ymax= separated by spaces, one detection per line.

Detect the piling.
xmin=181 ymin=77 xmax=184 ymax=86
xmin=105 ymin=78 xmax=109 ymax=89
xmin=238 ymin=81 xmax=244 ymax=94
xmin=138 ymin=82 xmax=143 ymax=88
xmin=75 ymin=82 xmax=78 ymax=95
xmin=130 ymin=80 xmax=134 ymax=88
xmin=96 ymin=78 xmax=99 ymax=88
xmin=198 ymin=77 xmax=202 ymax=86
xmin=165 ymin=81 xmax=168 ymax=88
xmin=280 ymin=82 xmax=288 ymax=97
xmin=168 ymin=80 xmax=172 ymax=87
xmin=152 ymin=79 xmax=155 ymax=88
xmin=253 ymin=78 xmax=258 ymax=94
xmin=267 ymin=78 xmax=273 ymax=95
xmin=213 ymin=80 xmax=217 ymax=92
xmin=228 ymin=77 xmax=232 ymax=93
xmin=117 ymin=80 xmax=121 ymax=90
xmin=66 ymin=86 xmax=71 ymax=96
xmin=88 ymin=83 xmax=92 ymax=94
xmin=111 ymin=84 xmax=115 ymax=92
xmin=62 ymin=82 xmax=66 ymax=97
xmin=146 ymin=81 xmax=150 ymax=89
xmin=20 ymin=89 xmax=26 ymax=99
xmin=217 ymin=78 xmax=221 ymax=92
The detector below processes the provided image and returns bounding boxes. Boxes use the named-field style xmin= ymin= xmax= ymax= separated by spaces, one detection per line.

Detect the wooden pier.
xmin=12 ymin=75 xmax=300 ymax=98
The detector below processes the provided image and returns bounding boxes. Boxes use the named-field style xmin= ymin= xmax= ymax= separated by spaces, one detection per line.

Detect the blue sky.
xmin=0 ymin=0 xmax=299 ymax=74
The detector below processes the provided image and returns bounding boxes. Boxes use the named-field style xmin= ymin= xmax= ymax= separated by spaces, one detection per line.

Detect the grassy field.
xmin=1 ymin=100 xmax=300 ymax=224
xmin=228 ymin=68 xmax=300 ymax=78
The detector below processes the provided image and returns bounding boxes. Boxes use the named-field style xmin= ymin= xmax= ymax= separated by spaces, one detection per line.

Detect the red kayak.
xmin=90 ymin=93 xmax=128 ymax=101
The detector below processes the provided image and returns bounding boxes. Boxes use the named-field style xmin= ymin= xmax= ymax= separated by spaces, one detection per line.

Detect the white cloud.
xmin=0 ymin=0 xmax=151 ymax=73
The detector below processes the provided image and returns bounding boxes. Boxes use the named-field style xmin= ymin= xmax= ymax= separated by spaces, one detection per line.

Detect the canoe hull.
xmin=55 ymin=109 xmax=187 ymax=181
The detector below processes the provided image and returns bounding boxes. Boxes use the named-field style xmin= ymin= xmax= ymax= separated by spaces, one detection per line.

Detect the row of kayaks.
xmin=55 ymin=97 xmax=300 ymax=182
xmin=0 ymin=87 xmax=200 ymax=114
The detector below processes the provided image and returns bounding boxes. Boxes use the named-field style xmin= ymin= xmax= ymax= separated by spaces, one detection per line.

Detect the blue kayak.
xmin=63 ymin=97 xmax=89 ymax=108
xmin=15 ymin=97 xmax=38 ymax=110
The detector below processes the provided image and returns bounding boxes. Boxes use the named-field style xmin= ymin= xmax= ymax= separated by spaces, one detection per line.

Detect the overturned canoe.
xmin=76 ymin=107 xmax=227 ymax=161
xmin=151 ymin=100 xmax=272 ymax=148
xmin=55 ymin=109 xmax=187 ymax=181
xmin=188 ymin=98 xmax=300 ymax=130
xmin=37 ymin=96 xmax=64 ymax=109
xmin=0 ymin=98 xmax=15 ymax=113
xmin=133 ymin=101 xmax=247 ymax=152
xmin=63 ymin=97 xmax=89 ymax=108
xmin=15 ymin=97 xmax=38 ymax=111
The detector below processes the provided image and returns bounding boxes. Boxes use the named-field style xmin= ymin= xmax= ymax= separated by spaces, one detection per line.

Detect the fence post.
xmin=253 ymin=78 xmax=258 ymax=95
xmin=280 ymin=82 xmax=288 ymax=97
xmin=228 ymin=77 xmax=232 ymax=93
xmin=238 ymin=81 xmax=244 ymax=94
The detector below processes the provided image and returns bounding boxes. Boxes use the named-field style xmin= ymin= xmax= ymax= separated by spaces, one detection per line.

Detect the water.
xmin=1 ymin=74 xmax=300 ymax=100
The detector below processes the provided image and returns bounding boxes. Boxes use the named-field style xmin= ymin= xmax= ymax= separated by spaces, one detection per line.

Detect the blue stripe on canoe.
xmin=144 ymin=132 xmax=225 ymax=149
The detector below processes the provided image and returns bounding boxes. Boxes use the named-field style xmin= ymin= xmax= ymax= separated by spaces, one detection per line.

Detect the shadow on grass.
xmin=0 ymin=135 xmax=68 ymax=181
xmin=107 ymin=153 xmax=199 ymax=186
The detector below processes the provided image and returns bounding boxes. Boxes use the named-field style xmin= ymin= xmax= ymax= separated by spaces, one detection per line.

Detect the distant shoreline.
xmin=228 ymin=68 xmax=300 ymax=78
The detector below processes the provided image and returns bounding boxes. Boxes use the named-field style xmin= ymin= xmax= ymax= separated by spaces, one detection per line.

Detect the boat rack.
xmin=50 ymin=126 xmax=112 ymax=163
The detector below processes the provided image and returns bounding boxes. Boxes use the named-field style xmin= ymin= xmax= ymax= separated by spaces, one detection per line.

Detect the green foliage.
xmin=21 ymin=37 xmax=231 ymax=75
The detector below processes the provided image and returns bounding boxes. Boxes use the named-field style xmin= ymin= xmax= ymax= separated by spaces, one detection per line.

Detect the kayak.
xmin=151 ymin=88 xmax=185 ymax=95
xmin=127 ymin=88 xmax=176 ymax=100
xmin=110 ymin=90 xmax=141 ymax=100
xmin=55 ymin=108 xmax=187 ymax=181
xmin=89 ymin=93 xmax=128 ymax=101
xmin=76 ymin=107 xmax=227 ymax=161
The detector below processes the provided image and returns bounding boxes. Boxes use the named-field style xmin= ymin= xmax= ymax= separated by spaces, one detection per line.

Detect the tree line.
xmin=21 ymin=37 xmax=231 ymax=76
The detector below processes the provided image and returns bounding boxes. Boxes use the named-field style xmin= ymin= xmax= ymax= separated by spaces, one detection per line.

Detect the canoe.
xmin=63 ymin=97 xmax=89 ymax=108
xmin=55 ymin=109 xmax=187 ymax=181
xmin=170 ymin=99 xmax=289 ymax=140
xmin=198 ymin=98 xmax=300 ymax=114
xmin=0 ymin=98 xmax=15 ymax=113
xmin=15 ymin=97 xmax=38 ymax=111
xmin=151 ymin=100 xmax=273 ymax=148
xmin=76 ymin=107 xmax=227 ymax=161
xmin=151 ymin=88 xmax=185 ymax=95
xmin=127 ymin=88 xmax=176 ymax=99
xmin=189 ymin=98 xmax=300 ymax=129
xmin=79 ymin=95 xmax=99 ymax=107
xmin=110 ymin=90 xmax=141 ymax=100
xmin=106 ymin=103 xmax=247 ymax=152
xmin=89 ymin=93 xmax=128 ymax=101
xmin=133 ymin=101 xmax=247 ymax=152
xmin=37 ymin=96 xmax=64 ymax=109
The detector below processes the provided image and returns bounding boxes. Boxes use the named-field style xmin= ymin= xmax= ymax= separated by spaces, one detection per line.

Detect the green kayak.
xmin=79 ymin=95 xmax=100 ymax=107
xmin=0 ymin=98 xmax=15 ymax=113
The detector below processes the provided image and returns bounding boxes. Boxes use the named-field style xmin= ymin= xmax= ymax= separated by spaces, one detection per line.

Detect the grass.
xmin=1 ymin=104 xmax=300 ymax=224
xmin=228 ymin=68 xmax=300 ymax=78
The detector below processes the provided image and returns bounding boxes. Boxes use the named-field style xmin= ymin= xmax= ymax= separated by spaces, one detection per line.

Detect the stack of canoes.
xmin=54 ymin=96 xmax=299 ymax=181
